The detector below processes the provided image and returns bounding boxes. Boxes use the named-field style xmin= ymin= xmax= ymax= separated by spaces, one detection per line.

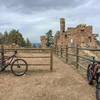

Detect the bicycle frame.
xmin=93 ymin=63 xmax=100 ymax=79
xmin=89 ymin=57 xmax=100 ymax=81
xmin=1 ymin=51 xmax=17 ymax=69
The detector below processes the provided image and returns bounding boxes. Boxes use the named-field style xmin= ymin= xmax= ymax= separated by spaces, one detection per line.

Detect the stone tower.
xmin=40 ymin=36 xmax=47 ymax=48
xmin=60 ymin=18 xmax=65 ymax=33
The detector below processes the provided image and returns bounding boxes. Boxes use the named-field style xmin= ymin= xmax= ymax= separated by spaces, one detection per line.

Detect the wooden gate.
xmin=0 ymin=45 xmax=53 ymax=71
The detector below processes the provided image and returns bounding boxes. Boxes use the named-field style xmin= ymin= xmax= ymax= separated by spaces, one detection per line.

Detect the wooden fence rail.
xmin=0 ymin=45 xmax=53 ymax=71
xmin=54 ymin=45 xmax=100 ymax=71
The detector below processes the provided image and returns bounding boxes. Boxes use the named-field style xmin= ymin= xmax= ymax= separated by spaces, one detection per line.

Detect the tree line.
xmin=0 ymin=29 xmax=54 ymax=48
xmin=0 ymin=29 xmax=32 ymax=47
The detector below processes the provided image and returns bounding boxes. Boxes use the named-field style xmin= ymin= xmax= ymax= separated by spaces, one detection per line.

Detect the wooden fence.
xmin=54 ymin=45 xmax=100 ymax=71
xmin=0 ymin=45 xmax=53 ymax=71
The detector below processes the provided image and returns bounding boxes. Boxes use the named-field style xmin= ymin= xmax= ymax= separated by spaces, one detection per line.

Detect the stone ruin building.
xmin=40 ymin=18 xmax=98 ymax=48
xmin=40 ymin=36 xmax=47 ymax=48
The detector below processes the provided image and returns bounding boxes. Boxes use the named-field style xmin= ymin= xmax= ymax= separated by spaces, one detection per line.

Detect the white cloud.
xmin=0 ymin=0 xmax=100 ymax=42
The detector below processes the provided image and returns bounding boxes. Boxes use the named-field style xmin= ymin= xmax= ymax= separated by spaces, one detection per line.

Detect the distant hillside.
xmin=32 ymin=43 xmax=40 ymax=48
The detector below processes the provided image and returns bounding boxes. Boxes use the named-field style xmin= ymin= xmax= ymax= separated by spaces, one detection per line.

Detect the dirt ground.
xmin=0 ymin=53 xmax=96 ymax=100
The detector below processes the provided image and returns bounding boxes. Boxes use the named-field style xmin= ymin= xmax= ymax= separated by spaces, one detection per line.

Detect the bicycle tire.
xmin=96 ymin=88 xmax=100 ymax=100
xmin=87 ymin=64 xmax=93 ymax=85
xmin=1 ymin=68 xmax=5 ymax=71
xmin=96 ymin=81 xmax=100 ymax=100
xmin=11 ymin=59 xmax=28 ymax=76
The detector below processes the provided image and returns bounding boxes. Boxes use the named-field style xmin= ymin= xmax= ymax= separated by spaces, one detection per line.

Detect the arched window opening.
xmin=88 ymin=36 xmax=92 ymax=42
xmin=70 ymin=39 xmax=74 ymax=47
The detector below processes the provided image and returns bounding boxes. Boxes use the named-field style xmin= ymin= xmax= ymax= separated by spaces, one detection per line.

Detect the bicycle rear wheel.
xmin=11 ymin=59 xmax=28 ymax=76
xmin=96 ymin=73 xmax=100 ymax=100
xmin=87 ymin=64 xmax=93 ymax=85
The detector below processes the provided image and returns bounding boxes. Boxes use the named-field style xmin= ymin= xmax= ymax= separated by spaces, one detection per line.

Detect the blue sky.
xmin=0 ymin=0 xmax=100 ymax=43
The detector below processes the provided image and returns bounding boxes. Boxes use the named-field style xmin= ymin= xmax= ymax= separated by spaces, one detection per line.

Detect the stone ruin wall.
xmin=54 ymin=18 xmax=98 ymax=48
xmin=40 ymin=18 xmax=98 ymax=48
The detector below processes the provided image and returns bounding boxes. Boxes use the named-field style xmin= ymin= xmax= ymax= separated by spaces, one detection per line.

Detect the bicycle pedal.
xmin=0 ymin=67 xmax=2 ymax=71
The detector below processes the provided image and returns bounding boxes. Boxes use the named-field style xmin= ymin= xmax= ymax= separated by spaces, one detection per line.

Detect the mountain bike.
xmin=87 ymin=56 xmax=100 ymax=100
xmin=0 ymin=51 xmax=28 ymax=76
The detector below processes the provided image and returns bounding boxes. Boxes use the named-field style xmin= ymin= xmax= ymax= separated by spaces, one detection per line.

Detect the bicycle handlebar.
xmin=90 ymin=56 xmax=100 ymax=64
xmin=14 ymin=51 xmax=17 ymax=55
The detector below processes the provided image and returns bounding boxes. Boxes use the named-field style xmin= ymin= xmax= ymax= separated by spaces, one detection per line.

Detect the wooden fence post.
xmin=55 ymin=46 xmax=57 ymax=55
xmin=53 ymin=46 xmax=56 ymax=54
xmin=76 ymin=44 xmax=79 ymax=68
xmin=50 ymin=48 xmax=53 ymax=71
xmin=66 ymin=45 xmax=68 ymax=63
xmin=1 ymin=45 xmax=4 ymax=66
xmin=57 ymin=46 xmax=58 ymax=56
xmin=61 ymin=47 xmax=62 ymax=57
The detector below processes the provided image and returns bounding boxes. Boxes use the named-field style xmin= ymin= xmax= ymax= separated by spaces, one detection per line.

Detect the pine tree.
xmin=45 ymin=30 xmax=54 ymax=47
xmin=3 ymin=31 xmax=9 ymax=44
xmin=8 ymin=29 xmax=26 ymax=47
xmin=0 ymin=32 xmax=3 ymax=44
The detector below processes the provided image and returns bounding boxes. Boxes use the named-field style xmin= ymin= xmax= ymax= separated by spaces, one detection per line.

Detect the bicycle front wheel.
xmin=11 ymin=59 xmax=28 ymax=76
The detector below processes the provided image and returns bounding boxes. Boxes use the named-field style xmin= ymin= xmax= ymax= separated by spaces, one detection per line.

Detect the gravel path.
xmin=0 ymin=55 xmax=96 ymax=100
